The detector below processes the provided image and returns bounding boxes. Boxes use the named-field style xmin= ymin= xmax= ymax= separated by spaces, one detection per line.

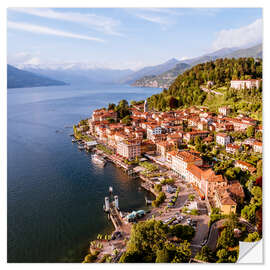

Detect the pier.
xmin=104 ymin=192 xmax=131 ymax=234
xmin=109 ymin=204 xmax=123 ymax=230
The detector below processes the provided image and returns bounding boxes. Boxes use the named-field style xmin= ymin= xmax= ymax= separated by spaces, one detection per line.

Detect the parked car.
xmin=201 ymin=239 xmax=207 ymax=246
xmin=177 ymin=216 xmax=183 ymax=221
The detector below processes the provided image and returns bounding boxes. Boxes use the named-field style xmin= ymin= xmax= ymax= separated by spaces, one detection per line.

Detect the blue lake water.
xmin=7 ymin=83 xmax=161 ymax=262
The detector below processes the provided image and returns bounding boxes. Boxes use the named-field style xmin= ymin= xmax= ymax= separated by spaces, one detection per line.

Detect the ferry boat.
xmin=91 ymin=154 xmax=106 ymax=166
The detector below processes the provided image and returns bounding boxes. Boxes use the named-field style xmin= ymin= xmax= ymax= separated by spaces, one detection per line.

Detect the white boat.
xmin=91 ymin=154 xmax=106 ymax=166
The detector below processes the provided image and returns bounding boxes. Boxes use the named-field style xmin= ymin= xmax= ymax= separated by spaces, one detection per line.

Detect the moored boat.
xmin=91 ymin=154 xmax=106 ymax=166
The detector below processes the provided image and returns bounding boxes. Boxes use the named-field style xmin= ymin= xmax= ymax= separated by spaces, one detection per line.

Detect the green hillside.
xmin=147 ymin=58 xmax=262 ymax=120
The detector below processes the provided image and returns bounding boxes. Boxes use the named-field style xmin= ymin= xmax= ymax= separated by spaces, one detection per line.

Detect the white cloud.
xmin=213 ymin=18 xmax=262 ymax=50
xmin=9 ymin=8 xmax=123 ymax=36
xmin=134 ymin=13 xmax=169 ymax=25
xmin=7 ymin=21 xmax=105 ymax=42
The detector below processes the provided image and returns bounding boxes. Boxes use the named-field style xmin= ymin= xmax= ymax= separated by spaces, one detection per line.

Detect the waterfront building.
xmin=168 ymin=151 xmax=203 ymax=179
xmin=116 ymin=140 xmax=141 ymax=160
xmin=156 ymin=141 xmax=174 ymax=160
xmin=92 ymin=109 xmax=117 ymax=122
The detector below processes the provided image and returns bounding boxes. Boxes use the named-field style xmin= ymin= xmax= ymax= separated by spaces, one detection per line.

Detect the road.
xmin=200 ymin=86 xmax=224 ymax=96
xmin=206 ymin=218 xmax=257 ymax=252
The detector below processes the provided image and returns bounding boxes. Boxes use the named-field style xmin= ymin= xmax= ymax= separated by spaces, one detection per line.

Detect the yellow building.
xmin=215 ymin=187 xmax=237 ymax=215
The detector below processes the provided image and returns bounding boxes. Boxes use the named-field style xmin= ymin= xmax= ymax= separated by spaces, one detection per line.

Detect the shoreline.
xmin=72 ymin=129 xmax=206 ymax=263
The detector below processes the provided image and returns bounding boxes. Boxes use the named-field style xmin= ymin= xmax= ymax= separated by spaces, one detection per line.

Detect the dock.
xmin=109 ymin=204 xmax=123 ymax=230
xmin=98 ymin=151 xmax=134 ymax=175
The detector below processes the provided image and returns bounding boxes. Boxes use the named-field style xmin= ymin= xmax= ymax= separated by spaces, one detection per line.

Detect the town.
xmin=73 ymin=79 xmax=262 ymax=263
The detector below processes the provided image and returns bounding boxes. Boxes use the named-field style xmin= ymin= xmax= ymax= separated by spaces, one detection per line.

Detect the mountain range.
xmin=7 ymin=65 xmax=66 ymax=89
xmin=133 ymin=43 xmax=262 ymax=88
xmin=8 ymin=43 xmax=262 ymax=89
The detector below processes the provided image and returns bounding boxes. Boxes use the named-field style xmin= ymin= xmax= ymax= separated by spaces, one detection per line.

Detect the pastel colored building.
xmin=116 ymin=140 xmax=141 ymax=160
xmin=230 ymin=79 xmax=261 ymax=90
xmin=216 ymin=133 xmax=230 ymax=146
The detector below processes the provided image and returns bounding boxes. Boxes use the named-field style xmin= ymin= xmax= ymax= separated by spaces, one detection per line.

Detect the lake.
xmin=7 ymin=83 xmax=161 ymax=262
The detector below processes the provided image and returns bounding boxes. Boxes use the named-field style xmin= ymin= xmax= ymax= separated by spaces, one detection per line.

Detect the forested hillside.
xmin=147 ymin=58 xmax=262 ymax=120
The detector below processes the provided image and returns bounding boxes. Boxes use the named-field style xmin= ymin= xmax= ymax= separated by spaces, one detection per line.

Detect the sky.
xmin=7 ymin=8 xmax=262 ymax=70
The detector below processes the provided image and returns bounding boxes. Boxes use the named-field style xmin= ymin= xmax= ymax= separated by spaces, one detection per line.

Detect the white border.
xmin=1 ymin=1 xmax=269 ymax=269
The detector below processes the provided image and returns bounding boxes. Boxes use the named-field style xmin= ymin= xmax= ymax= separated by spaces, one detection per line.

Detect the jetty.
xmin=103 ymin=191 xmax=131 ymax=234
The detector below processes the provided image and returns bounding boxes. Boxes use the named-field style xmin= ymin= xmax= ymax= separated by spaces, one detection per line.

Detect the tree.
xmin=195 ymin=246 xmax=216 ymax=262
xmin=216 ymin=248 xmax=237 ymax=263
xmin=217 ymin=227 xmax=237 ymax=249
xmin=121 ymin=115 xmax=131 ymax=125
xmin=244 ymin=232 xmax=261 ymax=242
xmin=247 ymin=126 xmax=255 ymax=138
xmin=107 ymin=117 xmax=115 ymax=124
xmin=107 ymin=103 xmax=116 ymax=110
xmin=255 ymin=131 xmax=262 ymax=141
xmin=154 ymin=184 xmax=162 ymax=193
xmin=256 ymin=160 xmax=262 ymax=177
xmin=189 ymin=137 xmax=195 ymax=145
xmin=169 ymin=224 xmax=195 ymax=241
xmin=119 ymin=251 xmax=142 ymax=263
xmin=83 ymin=253 xmax=97 ymax=263
xmin=126 ymin=219 xmax=169 ymax=261
xmin=169 ymin=97 xmax=178 ymax=109
xmin=171 ymin=241 xmax=191 ymax=263
xmin=155 ymin=248 xmax=170 ymax=263
xmin=241 ymin=204 xmax=256 ymax=223
xmin=250 ymin=186 xmax=262 ymax=207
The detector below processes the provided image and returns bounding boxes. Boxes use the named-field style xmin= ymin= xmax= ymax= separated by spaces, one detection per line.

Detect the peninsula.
xmin=72 ymin=58 xmax=262 ymax=263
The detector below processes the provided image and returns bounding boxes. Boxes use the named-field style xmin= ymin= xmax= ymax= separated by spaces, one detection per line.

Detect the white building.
xmin=146 ymin=124 xmax=162 ymax=140
xmin=169 ymin=151 xmax=203 ymax=179
xmin=216 ymin=133 xmax=230 ymax=146
xmin=218 ymin=106 xmax=231 ymax=116
xmin=230 ymin=79 xmax=261 ymax=90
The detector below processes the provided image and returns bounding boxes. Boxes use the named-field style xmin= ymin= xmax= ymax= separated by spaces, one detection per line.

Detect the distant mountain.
xmin=224 ymin=43 xmax=262 ymax=59
xmin=133 ymin=63 xmax=190 ymax=88
xmin=21 ymin=64 xmax=134 ymax=85
xmin=7 ymin=65 xmax=67 ymax=89
xmin=133 ymin=44 xmax=262 ymax=88
xmin=119 ymin=58 xmax=180 ymax=84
